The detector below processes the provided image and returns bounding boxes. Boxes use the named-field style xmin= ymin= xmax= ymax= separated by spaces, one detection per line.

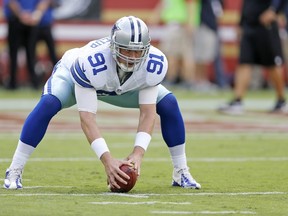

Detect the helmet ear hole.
xmin=111 ymin=16 xmax=151 ymax=72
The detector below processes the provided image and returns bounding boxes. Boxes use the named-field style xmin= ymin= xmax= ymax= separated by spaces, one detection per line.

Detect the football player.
xmin=4 ymin=16 xmax=201 ymax=190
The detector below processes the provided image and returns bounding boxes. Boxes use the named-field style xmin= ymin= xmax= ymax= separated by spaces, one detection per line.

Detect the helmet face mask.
xmin=111 ymin=16 xmax=151 ymax=72
xmin=114 ymin=45 xmax=148 ymax=72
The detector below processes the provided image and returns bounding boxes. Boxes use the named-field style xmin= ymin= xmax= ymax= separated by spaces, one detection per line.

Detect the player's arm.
xmin=6 ymin=0 xmax=21 ymax=16
xmin=75 ymin=84 xmax=130 ymax=188
xmin=260 ymin=0 xmax=286 ymax=26
xmin=72 ymin=58 xmax=102 ymax=145
xmin=71 ymin=54 xmax=130 ymax=188
xmin=74 ymin=84 xmax=101 ymax=143
xmin=126 ymin=85 xmax=158 ymax=174
xmin=147 ymin=0 xmax=163 ymax=24
xmin=6 ymin=0 xmax=28 ymax=23
xmin=31 ymin=0 xmax=51 ymax=25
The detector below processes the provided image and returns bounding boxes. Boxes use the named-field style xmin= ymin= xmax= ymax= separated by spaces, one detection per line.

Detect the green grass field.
xmin=0 ymin=88 xmax=288 ymax=216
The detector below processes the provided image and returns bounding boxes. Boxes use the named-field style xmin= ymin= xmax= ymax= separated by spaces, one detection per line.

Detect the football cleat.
xmin=172 ymin=167 xmax=201 ymax=189
xmin=3 ymin=168 xmax=23 ymax=189
xmin=270 ymin=100 xmax=287 ymax=113
xmin=218 ymin=100 xmax=243 ymax=115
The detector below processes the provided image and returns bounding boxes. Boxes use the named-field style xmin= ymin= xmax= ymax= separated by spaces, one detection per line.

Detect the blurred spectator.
xmin=277 ymin=2 xmax=288 ymax=81
xmin=212 ymin=0 xmax=229 ymax=89
xmin=34 ymin=0 xmax=59 ymax=83
xmin=218 ymin=0 xmax=287 ymax=114
xmin=3 ymin=0 xmax=51 ymax=90
xmin=37 ymin=0 xmax=59 ymax=66
xmin=149 ymin=0 xmax=197 ymax=88
xmin=193 ymin=0 xmax=223 ymax=92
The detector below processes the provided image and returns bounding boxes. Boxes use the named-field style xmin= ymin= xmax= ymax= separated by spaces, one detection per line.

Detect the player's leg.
xmin=4 ymin=64 xmax=76 ymax=189
xmin=7 ymin=18 xmax=21 ymax=89
xmin=98 ymin=86 xmax=201 ymax=189
xmin=159 ymin=24 xmax=181 ymax=85
xmin=262 ymin=23 xmax=287 ymax=112
xmin=269 ymin=65 xmax=287 ymax=112
xmin=218 ymin=27 xmax=253 ymax=115
xmin=156 ymin=85 xmax=201 ymax=189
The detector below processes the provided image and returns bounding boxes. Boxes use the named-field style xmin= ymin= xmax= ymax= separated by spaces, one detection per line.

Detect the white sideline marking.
xmin=0 ymin=178 xmax=31 ymax=182
xmin=0 ymin=191 xmax=286 ymax=197
xmin=89 ymin=201 xmax=191 ymax=205
xmin=141 ymin=192 xmax=287 ymax=196
xmin=102 ymin=193 xmax=149 ymax=198
xmin=1 ymin=157 xmax=288 ymax=163
xmin=150 ymin=210 xmax=256 ymax=215
xmin=24 ymin=186 xmax=73 ymax=189
xmin=103 ymin=191 xmax=287 ymax=197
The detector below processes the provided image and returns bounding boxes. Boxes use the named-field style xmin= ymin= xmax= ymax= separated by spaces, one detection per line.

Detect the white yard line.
xmin=89 ymin=201 xmax=191 ymax=205
xmin=24 ymin=186 xmax=73 ymax=189
xmin=1 ymin=157 xmax=288 ymax=163
xmin=0 ymin=191 xmax=286 ymax=197
xmin=150 ymin=210 xmax=256 ymax=215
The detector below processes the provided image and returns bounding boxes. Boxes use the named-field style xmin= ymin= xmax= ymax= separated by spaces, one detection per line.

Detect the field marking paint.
xmin=102 ymin=193 xmax=149 ymax=198
xmin=102 ymin=191 xmax=287 ymax=197
xmin=1 ymin=157 xmax=288 ymax=163
xmin=0 ymin=193 xmax=95 ymax=197
xmin=140 ymin=192 xmax=287 ymax=196
xmin=150 ymin=210 xmax=256 ymax=215
xmin=0 ymin=191 xmax=286 ymax=197
xmin=0 ymin=178 xmax=31 ymax=182
xmin=24 ymin=186 xmax=73 ymax=189
xmin=89 ymin=201 xmax=191 ymax=205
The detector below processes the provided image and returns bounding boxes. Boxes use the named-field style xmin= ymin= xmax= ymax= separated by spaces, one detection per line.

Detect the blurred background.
xmin=0 ymin=0 xmax=287 ymax=90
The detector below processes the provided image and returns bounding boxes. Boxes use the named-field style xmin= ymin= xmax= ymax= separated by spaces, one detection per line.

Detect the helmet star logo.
xmin=111 ymin=24 xmax=120 ymax=35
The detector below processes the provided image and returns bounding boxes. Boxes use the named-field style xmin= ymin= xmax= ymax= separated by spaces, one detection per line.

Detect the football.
xmin=109 ymin=164 xmax=138 ymax=193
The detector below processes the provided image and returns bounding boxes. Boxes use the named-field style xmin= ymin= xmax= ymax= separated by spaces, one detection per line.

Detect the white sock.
xmin=169 ymin=144 xmax=187 ymax=169
xmin=9 ymin=140 xmax=35 ymax=169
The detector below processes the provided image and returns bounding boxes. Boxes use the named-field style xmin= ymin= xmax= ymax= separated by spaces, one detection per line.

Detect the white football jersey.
xmin=61 ymin=37 xmax=167 ymax=96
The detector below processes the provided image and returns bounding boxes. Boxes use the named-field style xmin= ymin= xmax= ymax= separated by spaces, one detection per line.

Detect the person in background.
xmin=149 ymin=0 xmax=197 ymax=88
xmin=193 ymin=0 xmax=223 ymax=92
xmin=3 ymin=16 xmax=201 ymax=191
xmin=37 ymin=0 xmax=59 ymax=66
xmin=3 ymin=0 xmax=51 ymax=90
xmin=277 ymin=2 xmax=288 ymax=81
xmin=218 ymin=0 xmax=287 ymax=114
xmin=211 ymin=0 xmax=228 ymax=89
xmin=34 ymin=0 xmax=59 ymax=84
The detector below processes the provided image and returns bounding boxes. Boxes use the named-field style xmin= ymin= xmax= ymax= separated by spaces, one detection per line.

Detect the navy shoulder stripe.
xmin=71 ymin=59 xmax=93 ymax=88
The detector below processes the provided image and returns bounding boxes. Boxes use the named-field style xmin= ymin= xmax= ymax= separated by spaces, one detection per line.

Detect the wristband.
xmin=134 ymin=132 xmax=151 ymax=151
xmin=91 ymin=138 xmax=109 ymax=159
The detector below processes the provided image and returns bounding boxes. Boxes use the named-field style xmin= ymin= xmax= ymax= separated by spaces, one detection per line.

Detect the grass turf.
xmin=0 ymin=88 xmax=287 ymax=216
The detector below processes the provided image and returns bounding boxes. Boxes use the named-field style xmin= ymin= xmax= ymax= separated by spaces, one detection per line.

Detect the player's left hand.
xmin=126 ymin=146 xmax=145 ymax=176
